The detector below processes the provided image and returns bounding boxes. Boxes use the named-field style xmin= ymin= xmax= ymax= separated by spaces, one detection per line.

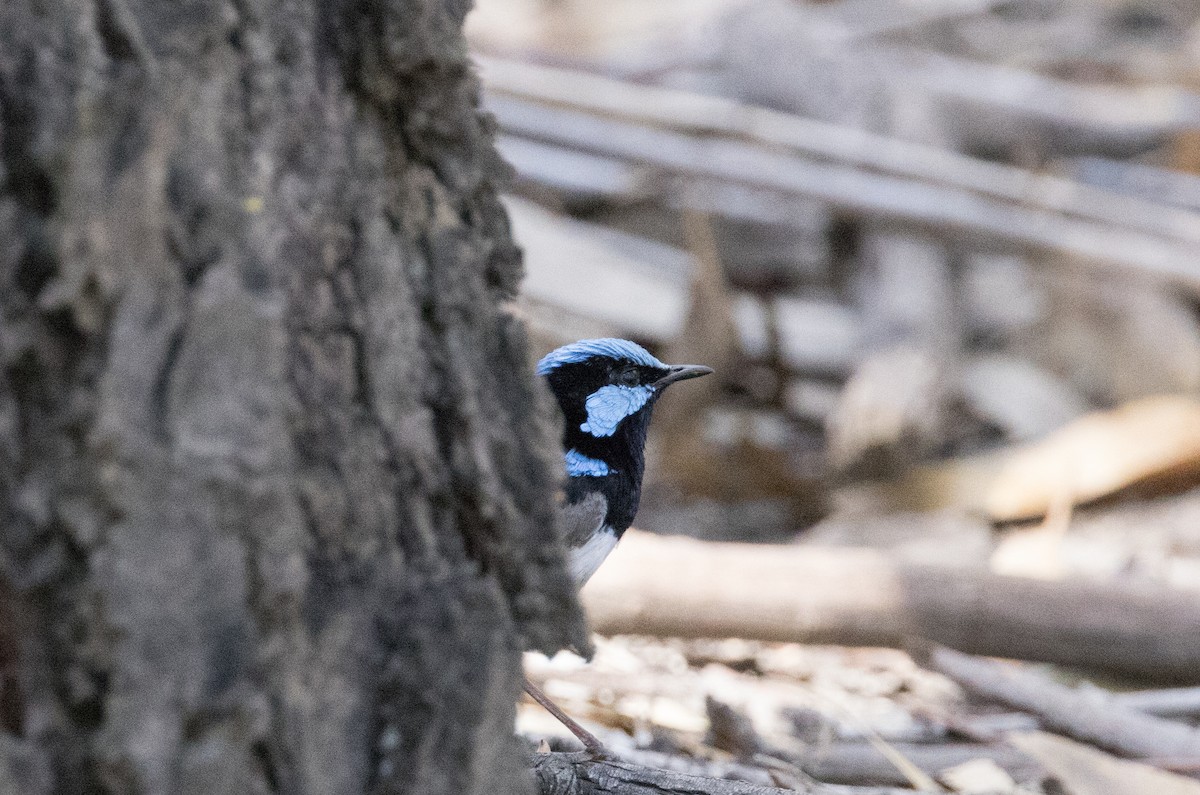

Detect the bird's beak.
xmin=653 ymin=364 xmax=714 ymax=389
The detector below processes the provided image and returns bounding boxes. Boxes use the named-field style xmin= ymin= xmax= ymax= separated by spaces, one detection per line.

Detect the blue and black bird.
xmin=538 ymin=338 xmax=714 ymax=584
xmin=524 ymin=338 xmax=712 ymax=750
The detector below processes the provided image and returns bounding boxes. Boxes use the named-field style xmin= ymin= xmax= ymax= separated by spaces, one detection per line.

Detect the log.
xmin=985 ymin=395 xmax=1200 ymax=522
xmin=479 ymin=57 xmax=1200 ymax=244
xmin=497 ymin=136 xmax=826 ymax=230
xmin=800 ymin=742 xmax=1043 ymax=787
xmin=926 ymin=687 xmax=1200 ymax=744
xmin=479 ymin=57 xmax=1200 ymax=289
xmin=1068 ymin=156 xmax=1200 ymax=214
xmin=531 ymin=751 xmax=933 ymax=795
xmin=874 ymin=44 xmax=1200 ymax=158
xmin=583 ymin=531 xmax=1200 ymax=682
xmin=784 ymin=0 xmax=1004 ymax=43
xmin=924 ymin=685 xmax=1200 ymax=742
xmin=489 ymin=94 xmax=1200 ymax=289
xmin=919 ymin=645 xmax=1200 ymax=759
xmin=714 ymin=2 xmax=1200 ymax=157
xmin=1115 ymin=687 xmax=1200 ymax=719
xmin=1009 ymin=732 xmax=1200 ymax=795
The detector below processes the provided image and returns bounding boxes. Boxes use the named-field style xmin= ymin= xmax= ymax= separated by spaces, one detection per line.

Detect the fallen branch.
xmin=985 ymin=395 xmax=1200 ymax=521
xmin=800 ymin=741 xmax=1043 ymax=787
xmin=480 ymin=58 xmax=1200 ymax=290
xmin=583 ymin=531 xmax=1200 ymax=682
xmin=1010 ymin=732 xmax=1200 ymax=795
xmin=918 ymin=685 xmax=1200 ymax=745
xmin=918 ymin=645 xmax=1200 ymax=759
xmin=1116 ymin=686 xmax=1200 ymax=719
xmin=531 ymin=751 xmax=933 ymax=795
xmin=481 ymin=56 xmax=1200 ymax=247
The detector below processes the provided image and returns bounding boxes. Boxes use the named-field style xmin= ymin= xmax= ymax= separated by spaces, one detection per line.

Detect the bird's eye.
xmin=618 ymin=367 xmax=640 ymax=387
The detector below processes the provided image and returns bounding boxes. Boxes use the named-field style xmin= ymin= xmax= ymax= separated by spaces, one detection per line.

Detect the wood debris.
xmin=480 ymin=0 xmax=1200 ymax=791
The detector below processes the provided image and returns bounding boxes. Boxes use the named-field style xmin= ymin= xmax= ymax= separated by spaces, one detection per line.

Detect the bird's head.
xmin=537 ymin=339 xmax=712 ymax=468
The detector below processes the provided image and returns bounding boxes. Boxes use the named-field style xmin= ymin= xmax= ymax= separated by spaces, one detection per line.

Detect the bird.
xmin=524 ymin=337 xmax=713 ymax=753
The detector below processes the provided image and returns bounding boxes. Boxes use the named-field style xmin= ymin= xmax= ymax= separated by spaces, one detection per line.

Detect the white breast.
xmin=568 ymin=526 xmax=619 ymax=585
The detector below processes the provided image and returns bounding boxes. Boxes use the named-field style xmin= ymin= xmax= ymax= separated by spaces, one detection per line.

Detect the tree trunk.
xmin=0 ymin=1 xmax=584 ymax=793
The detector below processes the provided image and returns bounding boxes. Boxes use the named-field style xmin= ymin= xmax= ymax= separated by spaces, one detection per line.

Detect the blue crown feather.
xmin=536 ymin=338 xmax=666 ymax=376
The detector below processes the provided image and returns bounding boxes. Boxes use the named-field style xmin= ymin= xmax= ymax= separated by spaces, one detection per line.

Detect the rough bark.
xmin=0 ymin=1 xmax=584 ymax=793
xmin=531 ymin=752 xmax=931 ymax=795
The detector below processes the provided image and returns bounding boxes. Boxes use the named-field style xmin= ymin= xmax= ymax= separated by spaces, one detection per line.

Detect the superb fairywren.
xmin=524 ymin=338 xmax=712 ymax=751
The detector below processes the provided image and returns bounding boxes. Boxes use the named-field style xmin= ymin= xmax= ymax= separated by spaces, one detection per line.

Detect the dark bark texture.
xmin=530 ymin=752 xmax=930 ymax=795
xmin=0 ymin=1 xmax=586 ymax=793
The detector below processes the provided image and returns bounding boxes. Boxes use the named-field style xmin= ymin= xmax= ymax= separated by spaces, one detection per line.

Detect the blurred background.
xmin=475 ymin=1 xmax=1200 ymax=790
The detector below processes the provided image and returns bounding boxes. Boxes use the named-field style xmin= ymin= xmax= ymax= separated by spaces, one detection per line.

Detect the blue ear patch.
xmin=580 ymin=385 xmax=654 ymax=437
xmin=537 ymin=338 xmax=666 ymax=375
xmin=565 ymin=448 xmax=613 ymax=477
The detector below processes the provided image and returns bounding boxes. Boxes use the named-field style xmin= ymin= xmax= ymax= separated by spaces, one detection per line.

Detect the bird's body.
xmin=526 ymin=338 xmax=712 ymax=753
xmin=537 ymin=338 xmax=713 ymax=584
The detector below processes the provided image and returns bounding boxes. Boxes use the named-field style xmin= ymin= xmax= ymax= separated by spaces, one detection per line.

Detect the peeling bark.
xmin=0 ymin=1 xmax=583 ymax=792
